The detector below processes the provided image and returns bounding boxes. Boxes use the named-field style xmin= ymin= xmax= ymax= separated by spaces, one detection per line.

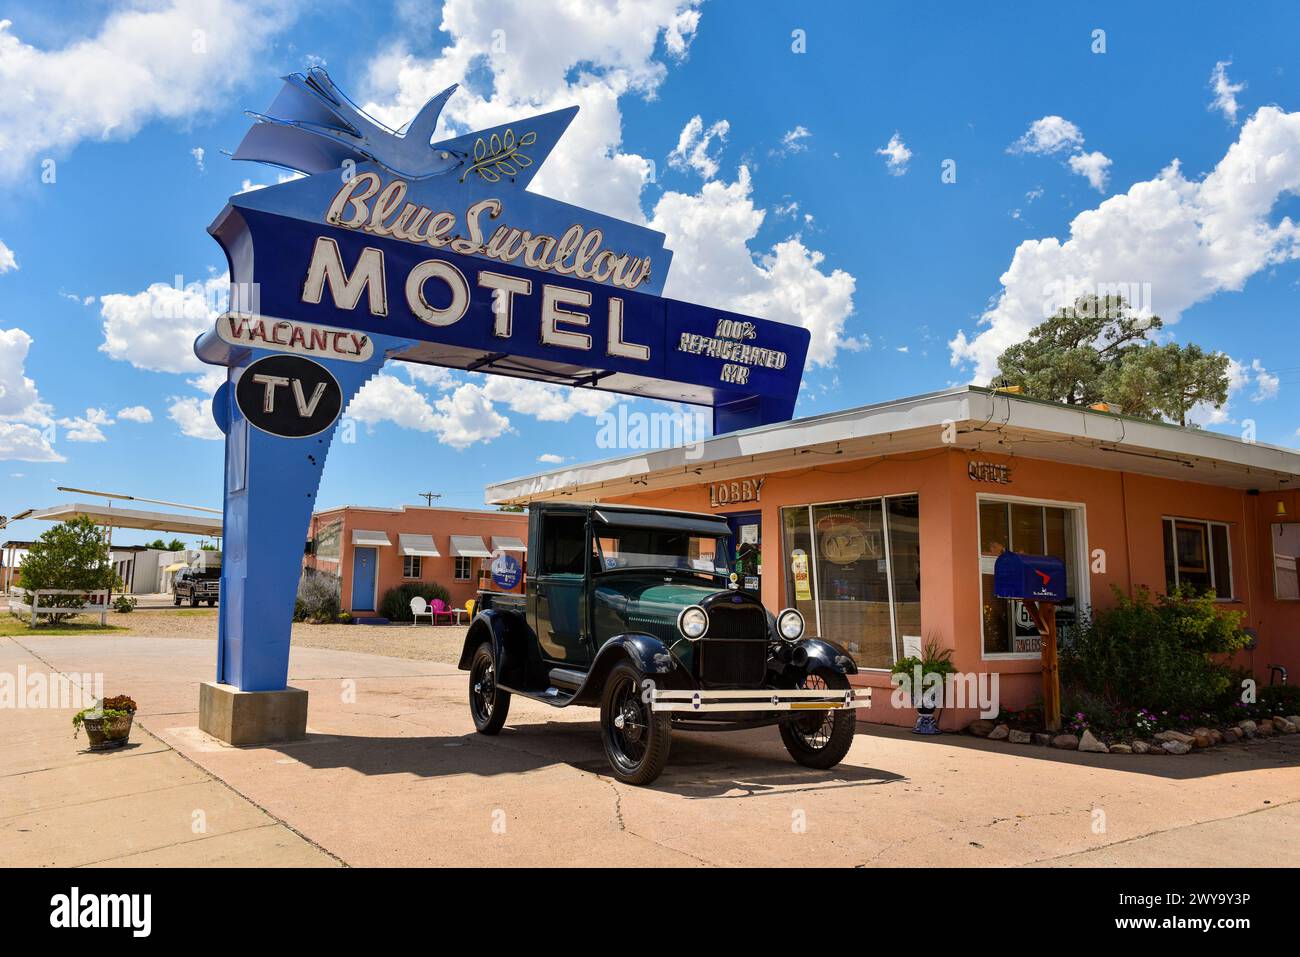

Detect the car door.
xmin=531 ymin=511 xmax=592 ymax=666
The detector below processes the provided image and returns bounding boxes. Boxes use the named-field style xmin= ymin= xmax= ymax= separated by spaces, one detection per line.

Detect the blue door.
xmin=351 ymin=546 xmax=377 ymax=611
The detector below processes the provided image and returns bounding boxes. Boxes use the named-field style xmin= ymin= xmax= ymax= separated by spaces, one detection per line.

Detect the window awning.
xmin=352 ymin=529 xmax=392 ymax=547
xmin=449 ymin=535 xmax=493 ymax=558
xmin=399 ymin=534 xmax=441 ymax=557
xmin=164 ymin=562 xmax=188 ymax=572
xmin=492 ymin=535 xmax=527 ymax=553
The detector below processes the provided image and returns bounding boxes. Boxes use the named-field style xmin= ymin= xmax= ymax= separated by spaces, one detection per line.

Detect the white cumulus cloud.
xmin=0 ymin=239 xmax=15 ymax=273
xmin=98 ymin=273 xmax=225 ymax=374
xmin=1009 ymin=115 xmax=1084 ymax=155
xmin=668 ymin=115 xmax=729 ymax=180
xmin=168 ymin=396 xmax=223 ymax=440
xmin=1209 ymin=60 xmax=1246 ymax=125
xmin=117 ymin=405 xmax=153 ymax=423
xmin=951 ymin=106 xmax=1300 ymax=381
xmin=1068 ymin=150 xmax=1112 ymax=192
xmin=58 ymin=407 xmax=113 ymax=443
xmin=875 ymin=132 xmax=911 ymax=176
xmin=0 ymin=1 xmax=297 ymax=180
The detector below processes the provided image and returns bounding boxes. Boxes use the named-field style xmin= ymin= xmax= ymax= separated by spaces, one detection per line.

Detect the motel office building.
xmin=304 ymin=505 xmax=528 ymax=615
xmin=486 ymin=387 xmax=1300 ymax=729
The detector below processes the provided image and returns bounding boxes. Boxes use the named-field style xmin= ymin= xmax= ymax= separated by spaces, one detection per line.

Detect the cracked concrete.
xmin=4 ymin=632 xmax=1299 ymax=867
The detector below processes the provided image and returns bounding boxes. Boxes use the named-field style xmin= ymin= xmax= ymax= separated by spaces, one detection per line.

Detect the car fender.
xmin=457 ymin=608 xmax=531 ymax=687
xmin=570 ymin=633 xmax=687 ymax=706
xmin=798 ymin=637 xmax=858 ymax=676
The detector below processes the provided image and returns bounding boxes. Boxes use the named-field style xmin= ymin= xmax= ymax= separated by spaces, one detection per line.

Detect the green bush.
xmin=113 ymin=595 xmax=138 ymax=613
xmin=19 ymin=516 xmax=119 ymax=624
xmin=295 ymin=573 xmax=341 ymax=623
xmin=380 ymin=582 xmax=451 ymax=622
xmin=1061 ymin=585 xmax=1249 ymax=715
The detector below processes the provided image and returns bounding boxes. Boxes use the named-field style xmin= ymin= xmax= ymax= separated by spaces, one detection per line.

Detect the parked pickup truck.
xmin=460 ymin=501 xmax=869 ymax=785
xmin=173 ymin=568 xmax=220 ymax=607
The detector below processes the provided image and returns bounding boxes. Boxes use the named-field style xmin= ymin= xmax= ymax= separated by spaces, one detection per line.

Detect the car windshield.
xmin=594 ymin=525 xmax=730 ymax=576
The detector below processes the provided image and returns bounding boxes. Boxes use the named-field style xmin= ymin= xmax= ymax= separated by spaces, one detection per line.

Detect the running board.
xmin=548 ymin=667 xmax=586 ymax=690
xmin=650 ymin=687 xmax=871 ymax=714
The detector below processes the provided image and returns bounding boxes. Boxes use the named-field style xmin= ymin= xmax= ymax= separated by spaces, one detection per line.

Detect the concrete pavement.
xmin=4 ymin=631 xmax=1299 ymax=867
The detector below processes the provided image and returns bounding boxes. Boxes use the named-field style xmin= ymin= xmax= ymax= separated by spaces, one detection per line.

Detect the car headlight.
xmin=776 ymin=608 xmax=805 ymax=642
xmin=677 ymin=605 xmax=708 ymax=640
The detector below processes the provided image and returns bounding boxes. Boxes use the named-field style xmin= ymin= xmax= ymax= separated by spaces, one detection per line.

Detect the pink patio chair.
xmin=429 ymin=598 xmax=455 ymax=624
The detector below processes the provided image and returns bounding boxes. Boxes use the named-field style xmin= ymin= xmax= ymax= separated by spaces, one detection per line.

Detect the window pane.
xmin=540 ymin=514 xmax=586 ymax=575
xmin=1163 ymin=519 xmax=1177 ymax=592
xmin=1275 ymin=523 xmax=1300 ymax=600
xmin=979 ymin=502 xmax=1010 ymax=653
xmin=1210 ymin=524 xmax=1232 ymax=600
xmin=1174 ymin=521 xmax=1211 ymax=593
xmin=812 ymin=499 xmax=891 ymax=669
xmin=979 ymin=502 xmax=1009 ymax=556
xmin=887 ymin=496 xmax=921 ymax=658
xmin=1010 ymin=503 xmax=1045 ymax=554
xmin=781 ymin=507 xmax=818 ymax=636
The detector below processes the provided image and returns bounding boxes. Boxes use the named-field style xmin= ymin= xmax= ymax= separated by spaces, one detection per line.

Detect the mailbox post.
xmin=994 ymin=552 xmax=1068 ymax=733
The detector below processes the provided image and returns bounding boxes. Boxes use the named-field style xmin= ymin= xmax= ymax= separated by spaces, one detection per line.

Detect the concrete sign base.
xmin=199 ymin=681 xmax=308 ymax=746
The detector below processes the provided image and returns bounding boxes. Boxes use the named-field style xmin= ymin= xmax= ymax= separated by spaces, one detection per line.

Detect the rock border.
xmin=965 ymin=715 xmax=1299 ymax=754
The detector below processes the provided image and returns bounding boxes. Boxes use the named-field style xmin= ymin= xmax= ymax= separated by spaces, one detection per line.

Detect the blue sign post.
xmin=194 ymin=70 xmax=810 ymax=742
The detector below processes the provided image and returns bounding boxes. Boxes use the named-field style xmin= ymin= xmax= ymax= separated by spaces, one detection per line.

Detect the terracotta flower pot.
xmin=82 ymin=714 xmax=134 ymax=750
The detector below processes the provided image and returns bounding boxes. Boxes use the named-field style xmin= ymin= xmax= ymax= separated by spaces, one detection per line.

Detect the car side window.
xmin=540 ymin=513 xmax=587 ymax=575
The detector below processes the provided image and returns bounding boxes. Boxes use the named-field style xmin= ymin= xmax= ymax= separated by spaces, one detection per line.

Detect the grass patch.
xmin=0 ymin=613 xmax=123 ymax=636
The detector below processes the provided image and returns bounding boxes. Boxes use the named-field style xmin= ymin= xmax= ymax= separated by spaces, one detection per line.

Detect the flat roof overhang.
xmin=26 ymin=503 xmax=223 ymax=537
xmin=485 ymin=387 xmax=1300 ymax=505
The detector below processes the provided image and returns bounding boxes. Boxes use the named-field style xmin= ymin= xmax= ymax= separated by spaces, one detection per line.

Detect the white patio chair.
xmin=410 ymin=596 xmax=433 ymax=626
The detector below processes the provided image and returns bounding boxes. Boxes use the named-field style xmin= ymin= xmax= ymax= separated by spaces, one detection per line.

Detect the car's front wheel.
xmin=779 ymin=667 xmax=857 ymax=770
xmin=468 ymin=642 xmax=510 ymax=734
xmin=600 ymin=662 xmax=671 ymax=786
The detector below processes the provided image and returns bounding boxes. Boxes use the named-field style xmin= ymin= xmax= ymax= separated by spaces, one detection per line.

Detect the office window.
xmin=980 ymin=499 xmax=1082 ymax=655
xmin=454 ymin=556 xmax=472 ymax=581
xmin=1275 ymin=524 xmax=1300 ymax=600
xmin=1163 ymin=518 xmax=1233 ymax=600
xmin=402 ymin=555 xmax=421 ymax=579
xmin=781 ymin=494 xmax=920 ymax=670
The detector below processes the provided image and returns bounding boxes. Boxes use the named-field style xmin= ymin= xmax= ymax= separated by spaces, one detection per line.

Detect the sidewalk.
xmin=0 ymin=635 xmax=339 ymax=867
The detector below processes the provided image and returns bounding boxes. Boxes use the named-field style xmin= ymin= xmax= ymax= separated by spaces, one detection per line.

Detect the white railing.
xmin=7 ymin=589 xmax=110 ymax=626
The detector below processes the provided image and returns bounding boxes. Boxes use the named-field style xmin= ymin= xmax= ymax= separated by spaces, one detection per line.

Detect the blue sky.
xmin=1 ymin=0 xmax=1298 ymax=547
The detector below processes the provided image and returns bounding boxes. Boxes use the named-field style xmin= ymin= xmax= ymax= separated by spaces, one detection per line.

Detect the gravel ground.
xmin=25 ymin=608 xmax=470 ymax=665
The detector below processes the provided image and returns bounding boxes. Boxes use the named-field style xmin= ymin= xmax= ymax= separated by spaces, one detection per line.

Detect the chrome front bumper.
xmin=649 ymin=686 xmax=871 ymax=714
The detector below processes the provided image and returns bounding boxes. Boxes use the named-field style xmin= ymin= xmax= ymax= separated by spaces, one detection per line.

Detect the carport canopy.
xmin=351 ymin=529 xmax=392 ymax=547
xmin=399 ymin=533 xmax=440 ymax=556
xmin=449 ymin=535 xmax=493 ymax=558
xmin=27 ymin=503 xmax=222 ymax=537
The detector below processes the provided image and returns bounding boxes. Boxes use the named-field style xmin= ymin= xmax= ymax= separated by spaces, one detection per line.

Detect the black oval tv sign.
xmin=235 ymin=354 xmax=342 ymax=438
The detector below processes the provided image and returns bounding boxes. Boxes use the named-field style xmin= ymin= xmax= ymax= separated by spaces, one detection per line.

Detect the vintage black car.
xmin=458 ymin=502 xmax=869 ymax=784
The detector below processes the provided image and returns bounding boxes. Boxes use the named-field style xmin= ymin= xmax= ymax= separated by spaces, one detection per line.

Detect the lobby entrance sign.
xmin=193 ymin=69 xmax=809 ymax=739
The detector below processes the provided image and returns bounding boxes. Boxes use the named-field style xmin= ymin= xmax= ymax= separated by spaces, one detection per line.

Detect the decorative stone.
xmin=1193 ymin=726 xmax=1211 ymax=739
xmin=1155 ymin=730 xmax=1195 ymax=745
xmin=1078 ymin=729 xmax=1109 ymax=753
xmin=1273 ymin=717 xmax=1297 ymax=733
xmin=1147 ymin=742 xmax=1167 ymax=754
xmin=1228 ymin=726 xmax=1244 ymax=740
xmin=1033 ymin=733 xmax=1052 ymax=746
xmin=1109 ymin=743 xmax=1133 ymax=754
xmin=968 ymin=719 xmax=995 ymax=737
xmin=1008 ymin=729 xmax=1032 ymax=744
xmin=1132 ymin=740 xmax=1150 ymax=754
xmin=1238 ymin=720 xmax=1257 ymax=737
xmin=987 ymin=724 xmax=1009 ymax=740
xmin=1288 ymin=715 xmax=1300 ymax=730
xmin=1256 ymin=719 xmax=1274 ymax=736
xmin=1193 ymin=734 xmax=1213 ymax=749
xmin=1209 ymin=729 xmax=1224 ymax=744
xmin=1051 ymin=734 xmax=1079 ymax=750
xmin=1162 ymin=739 xmax=1192 ymax=755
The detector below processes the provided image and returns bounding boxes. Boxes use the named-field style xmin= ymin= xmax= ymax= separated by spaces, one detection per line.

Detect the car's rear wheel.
xmin=779 ymin=668 xmax=857 ymax=769
xmin=600 ymin=662 xmax=671 ymax=786
xmin=468 ymin=642 xmax=510 ymax=734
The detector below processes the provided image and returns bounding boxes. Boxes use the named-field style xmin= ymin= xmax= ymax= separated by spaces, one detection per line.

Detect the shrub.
xmin=295 ymin=572 xmax=341 ymax=623
xmin=380 ymin=582 xmax=451 ymax=622
xmin=1061 ymin=585 xmax=1249 ymax=715
xmin=113 ymin=595 xmax=138 ymax=613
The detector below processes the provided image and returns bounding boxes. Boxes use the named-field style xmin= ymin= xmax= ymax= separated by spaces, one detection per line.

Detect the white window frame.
xmin=454 ymin=555 xmax=472 ymax=582
xmin=780 ymin=491 xmax=920 ymax=673
xmin=1162 ymin=515 xmax=1235 ymax=602
xmin=402 ymin=555 xmax=422 ymax=579
xmin=977 ymin=493 xmax=1092 ymax=662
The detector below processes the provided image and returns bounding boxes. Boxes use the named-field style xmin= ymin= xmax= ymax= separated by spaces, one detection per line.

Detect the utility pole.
xmin=418 ymin=492 xmax=441 ymax=507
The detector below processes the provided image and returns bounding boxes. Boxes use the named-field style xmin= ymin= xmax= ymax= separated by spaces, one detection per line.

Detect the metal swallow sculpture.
xmin=233 ymin=67 xmax=465 ymax=179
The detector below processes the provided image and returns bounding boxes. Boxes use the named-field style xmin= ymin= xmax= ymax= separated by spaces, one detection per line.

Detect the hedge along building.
xmin=304 ymin=505 xmax=527 ymax=616
xmin=486 ymin=387 xmax=1300 ymax=729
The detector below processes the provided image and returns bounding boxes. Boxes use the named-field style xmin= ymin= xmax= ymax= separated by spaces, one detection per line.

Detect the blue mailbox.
xmin=993 ymin=552 xmax=1068 ymax=602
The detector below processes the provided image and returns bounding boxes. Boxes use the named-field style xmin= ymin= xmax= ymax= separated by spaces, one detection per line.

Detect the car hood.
xmin=593 ymin=578 xmax=721 ymax=621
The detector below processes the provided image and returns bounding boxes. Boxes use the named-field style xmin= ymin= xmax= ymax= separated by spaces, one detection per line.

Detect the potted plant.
xmin=890 ymin=638 xmax=956 ymax=735
xmin=73 ymin=695 xmax=137 ymax=750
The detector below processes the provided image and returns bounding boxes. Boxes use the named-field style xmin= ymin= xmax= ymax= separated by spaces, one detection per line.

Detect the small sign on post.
xmin=994 ymin=552 xmax=1068 ymax=732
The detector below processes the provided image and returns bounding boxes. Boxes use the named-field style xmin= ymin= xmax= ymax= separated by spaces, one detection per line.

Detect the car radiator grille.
xmin=705 ymin=603 xmax=766 ymax=640
xmin=698 ymin=639 xmax=767 ymax=687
